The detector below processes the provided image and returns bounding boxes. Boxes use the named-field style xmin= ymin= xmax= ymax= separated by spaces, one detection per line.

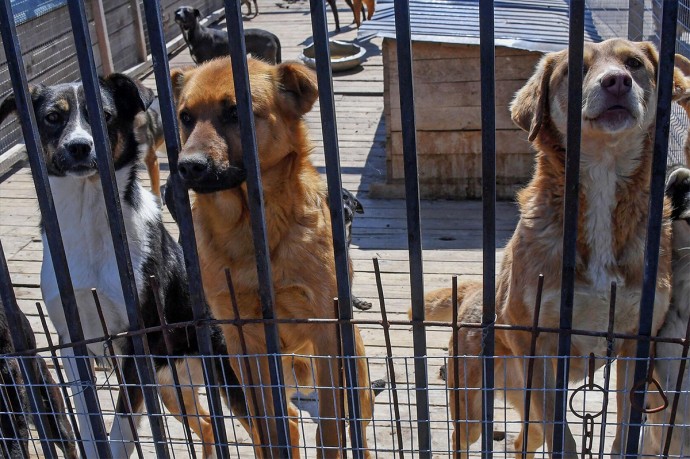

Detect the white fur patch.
xmin=40 ymin=164 xmax=159 ymax=350
xmin=581 ymin=156 xmax=619 ymax=291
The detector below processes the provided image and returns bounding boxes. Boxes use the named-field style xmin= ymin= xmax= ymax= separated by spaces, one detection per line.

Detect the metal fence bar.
xmin=479 ymin=2 xmax=496 ymax=457
xmin=553 ymin=1 xmax=586 ymax=457
xmin=65 ymin=1 xmax=170 ymax=456
xmin=308 ymin=0 xmax=365 ymax=456
xmin=391 ymin=1 xmax=431 ymax=455
xmin=139 ymin=2 xmax=232 ymax=457
xmin=0 ymin=2 xmax=111 ymax=456
xmin=0 ymin=239 xmax=58 ymax=459
xmin=222 ymin=0 xmax=292 ymax=456
xmin=626 ymin=0 xmax=680 ymax=456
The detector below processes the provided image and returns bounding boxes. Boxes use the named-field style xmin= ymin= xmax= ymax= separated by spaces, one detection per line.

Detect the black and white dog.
xmin=0 ymin=303 xmax=77 ymax=458
xmin=342 ymin=189 xmax=373 ymax=311
xmin=643 ymin=167 xmax=690 ymax=456
xmin=0 ymin=75 xmax=246 ymax=458
xmin=174 ymin=6 xmax=281 ymax=65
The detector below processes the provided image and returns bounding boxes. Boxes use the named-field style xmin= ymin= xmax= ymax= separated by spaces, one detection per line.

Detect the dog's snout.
xmin=65 ymin=139 xmax=93 ymax=160
xmin=600 ymin=71 xmax=632 ymax=97
xmin=178 ymin=155 xmax=210 ymax=182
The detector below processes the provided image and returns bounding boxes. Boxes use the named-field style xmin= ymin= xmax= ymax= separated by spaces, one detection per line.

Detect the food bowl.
xmin=299 ymin=39 xmax=366 ymax=72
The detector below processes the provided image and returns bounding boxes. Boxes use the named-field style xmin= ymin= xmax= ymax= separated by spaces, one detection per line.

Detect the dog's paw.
xmin=371 ymin=378 xmax=386 ymax=396
xmin=353 ymin=296 xmax=372 ymax=310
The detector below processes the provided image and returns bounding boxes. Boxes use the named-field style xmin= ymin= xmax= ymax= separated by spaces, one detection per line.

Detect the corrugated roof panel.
xmin=359 ymin=0 xmax=604 ymax=52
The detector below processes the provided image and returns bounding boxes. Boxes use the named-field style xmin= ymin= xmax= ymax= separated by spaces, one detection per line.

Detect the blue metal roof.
xmin=359 ymin=0 xmax=604 ymax=52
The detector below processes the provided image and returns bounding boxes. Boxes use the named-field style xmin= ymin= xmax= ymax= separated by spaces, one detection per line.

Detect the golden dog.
xmin=171 ymin=58 xmax=373 ymax=458
xmin=416 ymin=39 xmax=690 ymax=458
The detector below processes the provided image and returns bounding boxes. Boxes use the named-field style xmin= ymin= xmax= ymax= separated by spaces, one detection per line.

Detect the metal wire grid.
xmin=0 ymin=0 xmax=687 ymax=458
xmin=1 ymin=272 xmax=690 ymax=458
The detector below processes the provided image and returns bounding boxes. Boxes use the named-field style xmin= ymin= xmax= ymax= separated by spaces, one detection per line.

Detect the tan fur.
xmin=672 ymin=54 xmax=690 ymax=165
xmin=171 ymin=58 xmax=373 ymax=458
xmin=351 ymin=0 xmax=375 ymax=27
xmin=133 ymin=107 xmax=164 ymax=200
xmin=425 ymin=39 xmax=679 ymax=458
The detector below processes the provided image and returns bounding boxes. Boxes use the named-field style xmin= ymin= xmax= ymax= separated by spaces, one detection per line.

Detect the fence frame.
xmin=0 ymin=0 xmax=687 ymax=457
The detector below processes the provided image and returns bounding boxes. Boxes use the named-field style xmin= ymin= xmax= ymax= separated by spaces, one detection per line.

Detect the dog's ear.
xmin=103 ymin=73 xmax=155 ymax=118
xmin=510 ymin=52 xmax=559 ymax=142
xmin=171 ymin=67 xmax=196 ymax=103
xmin=194 ymin=8 xmax=200 ymax=18
xmin=673 ymin=54 xmax=690 ymax=104
xmin=665 ymin=167 xmax=690 ymax=219
xmin=276 ymin=62 xmax=319 ymax=117
xmin=0 ymin=93 xmax=17 ymax=125
xmin=0 ymin=85 xmax=45 ymax=125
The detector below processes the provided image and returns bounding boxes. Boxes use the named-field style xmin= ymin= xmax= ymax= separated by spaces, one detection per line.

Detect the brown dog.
xmin=416 ymin=40 xmax=690 ymax=458
xmin=133 ymin=98 xmax=164 ymax=201
xmin=673 ymin=54 xmax=690 ymax=165
xmin=171 ymin=58 xmax=374 ymax=458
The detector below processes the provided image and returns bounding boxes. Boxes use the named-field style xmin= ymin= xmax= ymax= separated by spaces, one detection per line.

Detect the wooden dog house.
xmin=360 ymin=0 xmax=602 ymax=199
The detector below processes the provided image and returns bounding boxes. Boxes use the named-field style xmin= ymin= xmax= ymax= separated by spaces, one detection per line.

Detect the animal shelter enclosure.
xmin=0 ymin=0 xmax=689 ymax=458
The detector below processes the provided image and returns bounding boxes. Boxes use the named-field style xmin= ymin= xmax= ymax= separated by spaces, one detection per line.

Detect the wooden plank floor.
xmin=0 ymin=1 xmax=627 ymax=457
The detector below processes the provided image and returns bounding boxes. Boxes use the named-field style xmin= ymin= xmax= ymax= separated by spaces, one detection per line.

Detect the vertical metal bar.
xmin=150 ymin=277 xmax=199 ymax=459
xmin=451 ymin=276 xmax=461 ymax=458
xmin=139 ymin=3 xmax=231 ymax=457
xmin=90 ymin=290 xmax=144 ymax=459
xmin=0 ymin=239 xmax=57 ymax=459
xmin=225 ymin=270 xmax=264 ymax=453
xmin=391 ymin=1 xmax=431 ymax=455
xmin=626 ymin=1 xmax=679 ymax=455
xmin=65 ymin=1 xmax=169 ymax=455
xmin=521 ymin=274 xmax=544 ymax=459
xmin=332 ymin=299 xmax=348 ymax=458
xmin=662 ymin=315 xmax=690 ymax=457
xmin=373 ymin=258 xmax=404 ymax=459
xmin=307 ymin=0 xmax=365 ymax=455
xmin=628 ymin=0 xmax=646 ymax=41
xmin=597 ymin=283 xmax=617 ymax=458
xmin=35 ymin=303 xmax=87 ymax=459
xmin=129 ymin=0 xmax=148 ymax=63
xmin=478 ymin=2 xmax=496 ymax=457
xmin=552 ymin=1 xmax=585 ymax=457
xmin=221 ymin=1 xmax=292 ymax=456
xmin=91 ymin=0 xmax=115 ymax=74
xmin=0 ymin=2 xmax=110 ymax=456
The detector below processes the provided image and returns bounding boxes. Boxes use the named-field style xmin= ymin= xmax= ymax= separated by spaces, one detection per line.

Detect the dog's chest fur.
xmin=40 ymin=165 xmax=158 ymax=350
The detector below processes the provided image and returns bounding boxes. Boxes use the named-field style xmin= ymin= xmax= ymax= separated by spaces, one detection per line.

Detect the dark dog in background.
xmin=174 ymin=7 xmax=281 ymax=65
xmin=0 ymin=303 xmax=77 ymax=459
xmin=342 ymin=188 xmax=372 ymax=310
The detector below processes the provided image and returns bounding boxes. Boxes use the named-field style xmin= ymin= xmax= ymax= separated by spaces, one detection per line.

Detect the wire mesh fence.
xmin=0 ymin=0 xmax=689 ymax=458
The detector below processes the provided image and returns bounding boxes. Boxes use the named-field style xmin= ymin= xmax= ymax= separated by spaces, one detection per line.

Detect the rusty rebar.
xmin=373 ymin=258 xmax=404 ymax=459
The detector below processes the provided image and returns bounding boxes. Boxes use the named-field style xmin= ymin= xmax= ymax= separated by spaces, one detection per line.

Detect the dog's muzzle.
xmin=178 ymin=154 xmax=247 ymax=193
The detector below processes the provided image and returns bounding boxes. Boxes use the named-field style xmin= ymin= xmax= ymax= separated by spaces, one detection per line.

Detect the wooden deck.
xmin=0 ymin=1 xmax=626 ymax=457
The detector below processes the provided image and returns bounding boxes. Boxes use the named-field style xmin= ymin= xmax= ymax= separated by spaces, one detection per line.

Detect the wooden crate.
xmin=373 ymin=39 xmax=542 ymax=200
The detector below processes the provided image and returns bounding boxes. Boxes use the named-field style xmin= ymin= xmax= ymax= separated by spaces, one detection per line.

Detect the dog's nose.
xmin=178 ymin=155 xmax=209 ymax=182
xmin=65 ymin=140 xmax=93 ymax=160
xmin=601 ymin=71 xmax=632 ymax=97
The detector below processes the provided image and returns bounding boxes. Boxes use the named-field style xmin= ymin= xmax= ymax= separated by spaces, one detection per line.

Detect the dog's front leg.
xmin=59 ymin=346 xmax=100 ymax=458
xmin=525 ymin=337 xmax=578 ymax=459
xmin=226 ymin=324 xmax=300 ymax=459
xmin=610 ymin=340 xmax=637 ymax=457
xmin=109 ymin=355 xmax=145 ymax=459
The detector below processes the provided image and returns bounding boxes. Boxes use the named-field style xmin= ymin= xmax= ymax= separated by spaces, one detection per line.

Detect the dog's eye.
xmin=103 ymin=111 xmax=112 ymax=123
xmin=221 ymin=106 xmax=238 ymax=124
xmin=626 ymin=57 xmax=643 ymax=69
xmin=179 ymin=111 xmax=194 ymax=126
xmin=45 ymin=112 xmax=61 ymax=125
